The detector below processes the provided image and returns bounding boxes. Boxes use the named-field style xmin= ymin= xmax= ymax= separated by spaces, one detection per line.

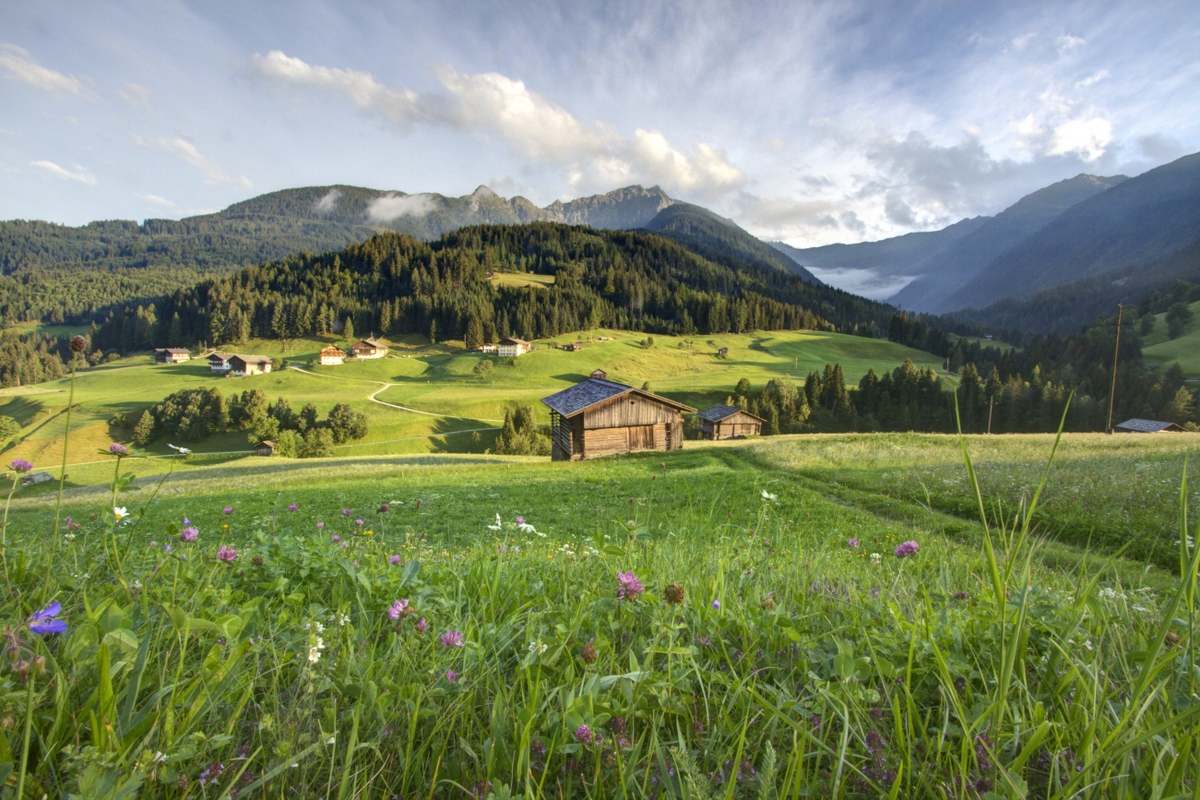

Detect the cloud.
xmin=1047 ymin=117 xmax=1112 ymax=161
xmin=0 ymin=43 xmax=83 ymax=94
xmin=138 ymin=193 xmax=176 ymax=208
xmin=1056 ymin=34 xmax=1086 ymax=55
xmin=884 ymin=192 xmax=918 ymax=226
xmin=249 ymin=51 xmax=743 ymax=198
xmin=120 ymin=83 xmax=151 ymax=106
xmin=366 ymin=193 xmax=435 ymax=222
xmin=314 ymin=188 xmax=342 ymax=213
xmin=1075 ymin=70 xmax=1110 ymax=89
xmin=134 ymin=136 xmax=251 ymax=188
xmin=801 ymin=266 xmax=918 ymax=300
xmin=1008 ymin=32 xmax=1037 ymax=51
xmin=30 ymin=160 xmax=95 ymax=184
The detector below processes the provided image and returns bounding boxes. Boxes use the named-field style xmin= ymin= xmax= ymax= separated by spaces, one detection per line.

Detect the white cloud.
xmin=366 ymin=193 xmax=435 ymax=222
xmin=1048 ymin=117 xmax=1112 ymax=161
xmin=0 ymin=43 xmax=83 ymax=94
xmin=120 ymin=83 xmax=151 ymax=106
xmin=133 ymin=136 xmax=251 ymax=188
xmin=1008 ymin=32 xmax=1037 ymax=51
xmin=249 ymin=51 xmax=743 ymax=198
xmin=314 ymin=188 xmax=342 ymax=213
xmin=1056 ymin=34 xmax=1086 ymax=55
xmin=138 ymin=193 xmax=176 ymax=208
xmin=30 ymin=160 xmax=95 ymax=184
xmin=1075 ymin=70 xmax=1110 ymax=89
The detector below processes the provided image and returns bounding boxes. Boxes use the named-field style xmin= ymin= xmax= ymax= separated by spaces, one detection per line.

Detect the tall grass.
xmin=0 ymin=430 xmax=1196 ymax=797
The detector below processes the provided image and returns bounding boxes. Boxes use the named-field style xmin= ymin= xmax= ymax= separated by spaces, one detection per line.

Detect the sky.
xmin=2 ymin=0 xmax=1198 ymax=247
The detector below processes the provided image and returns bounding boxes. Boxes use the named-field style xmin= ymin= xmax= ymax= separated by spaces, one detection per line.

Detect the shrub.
xmin=493 ymin=405 xmax=551 ymax=456
xmin=327 ymin=403 xmax=369 ymax=443
xmin=150 ymin=387 xmax=225 ymax=442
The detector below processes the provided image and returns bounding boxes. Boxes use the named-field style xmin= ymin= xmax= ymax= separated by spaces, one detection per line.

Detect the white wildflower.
xmin=153 ymin=751 xmax=168 ymax=764
xmin=308 ymin=647 xmax=322 ymax=663
xmin=63 ymin=532 xmax=75 ymax=542
xmin=113 ymin=506 xmax=129 ymax=521
xmin=487 ymin=513 xmax=502 ymax=531
xmin=528 ymin=640 xmax=548 ymax=655
xmin=761 ymin=490 xmax=777 ymax=501
xmin=132 ymin=579 xmax=142 ymax=590
xmin=870 ymin=553 xmax=882 ymax=564
xmin=338 ymin=613 xmax=350 ymax=627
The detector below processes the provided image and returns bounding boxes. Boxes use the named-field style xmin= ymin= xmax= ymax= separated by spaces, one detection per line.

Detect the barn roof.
xmin=698 ymin=404 xmax=765 ymax=423
xmin=1115 ymin=418 xmax=1184 ymax=433
xmin=230 ymin=354 xmax=273 ymax=365
xmin=542 ymin=378 xmax=694 ymax=417
xmin=352 ymin=338 xmax=387 ymax=348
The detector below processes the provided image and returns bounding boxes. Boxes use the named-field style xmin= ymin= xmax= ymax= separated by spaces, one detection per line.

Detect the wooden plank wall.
xmin=583 ymin=394 xmax=678 ymax=429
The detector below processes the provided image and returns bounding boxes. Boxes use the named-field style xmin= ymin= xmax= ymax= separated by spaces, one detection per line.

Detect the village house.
xmin=1114 ymin=418 xmax=1185 ymax=433
xmin=542 ymin=368 xmax=694 ymax=461
xmin=154 ymin=348 xmax=191 ymax=364
xmin=228 ymin=355 xmax=273 ymax=376
xmin=498 ymin=337 xmax=531 ymax=358
xmin=208 ymin=352 xmax=233 ymax=373
xmin=351 ymin=337 xmax=388 ymax=359
xmin=319 ymin=345 xmax=346 ymax=366
xmin=473 ymin=343 xmax=498 ymax=354
xmin=697 ymin=404 xmax=765 ymax=440
xmin=256 ymin=440 xmax=278 ymax=456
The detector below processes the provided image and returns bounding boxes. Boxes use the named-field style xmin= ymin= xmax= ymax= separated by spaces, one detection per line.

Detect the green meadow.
xmin=0 ymin=329 xmax=948 ymax=484
xmin=1142 ymin=299 xmax=1200 ymax=378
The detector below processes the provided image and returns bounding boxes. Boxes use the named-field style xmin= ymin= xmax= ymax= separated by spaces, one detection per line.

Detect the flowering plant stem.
xmin=15 ymin=670 xmax=34 ymax=800
xmin=1 ymin=473 xmax=18 ymax=594
xmin=51 ymin=350 xmax=79 ymax=560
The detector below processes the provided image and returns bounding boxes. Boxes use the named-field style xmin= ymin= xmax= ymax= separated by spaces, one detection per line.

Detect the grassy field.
xmin=0 ymin=329 xmax=949 ymax=484
xmin=1142 ymin=299 xmax=1200 ymax=378
xmin=2 ymin=432 xmax=1197 ymax=797
xmin=489 ymin=272 xmax=556 ymax=290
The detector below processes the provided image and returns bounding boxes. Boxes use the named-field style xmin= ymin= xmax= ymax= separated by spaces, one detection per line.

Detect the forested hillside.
xmin=92 ymin=224 xmax=894 ymax=353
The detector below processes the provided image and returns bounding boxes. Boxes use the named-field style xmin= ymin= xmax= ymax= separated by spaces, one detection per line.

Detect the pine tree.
xmin=132 ymin=410 xmax=156 ymax=446
xmin=343 ymin=316 xmax=355 ymax=343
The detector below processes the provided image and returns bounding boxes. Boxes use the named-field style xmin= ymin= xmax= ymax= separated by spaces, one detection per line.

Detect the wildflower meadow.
xmin=0 ymin=425 xmax=1197 ymax=798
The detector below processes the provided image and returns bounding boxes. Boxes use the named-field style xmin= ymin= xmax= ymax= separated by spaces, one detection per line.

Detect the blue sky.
xmin=2 ymin=0 xmax=1197 ymax=245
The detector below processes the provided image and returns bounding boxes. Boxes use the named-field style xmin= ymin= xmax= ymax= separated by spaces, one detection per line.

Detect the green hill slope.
xmin=1142 ymin=298 xmax=1200 ymax=376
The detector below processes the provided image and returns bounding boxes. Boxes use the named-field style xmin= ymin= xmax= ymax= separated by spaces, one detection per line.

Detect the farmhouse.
xmin=208 ymin=352 xmax=233 ymax=373
xmin=697 ymin=404 xmax=765 ymax=439
xmin=717 ymin=347 xmax=729 ymax=358
xmin=228 ymin=355 xmax=273 ymax=376
xmin=1114 ymin=418 xmax=1185 ymax=433
xmin=351 ymin=338 xmax=388 ymax=359
xmin=154 ymin=348 xmax=191 ymax=364
xmin=474 ymin=343 xmax=498 ymax=354
xmin=498 ymin=337 xmax=531 ymax=358
xmin=542 ymin=369 xmax=695 ymax=461
xmin=319 ymin=345 xmax=346 ymax=366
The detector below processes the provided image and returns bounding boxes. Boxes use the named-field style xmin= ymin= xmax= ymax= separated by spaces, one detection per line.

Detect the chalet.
xmin=697 ymin=404 xmax=765 ymax=440
xmin=498 ymin=337 xmax=531 ymax=358
xmin=1114 ymin=418 xmax=1185 ymax=434
xmin=256 ymin=440 xmax=277 ymax=456
xmin=208 ymin=352 xmax=233 ymax=373
xmin=542 ymin=371 xmax=695 ymax=461
xmin=319 ymin=345 xmax=346 ymax=366
xmin=351 ymin=338 xmax=388 ymax=359
xmin=228 ymin=355 xmax=273 ymax=376
xmin=473 ymin=344 xmax=498 ymax=354
xmin=561 ymin=342 xmax=582 ymax=352
xmin=154 ymin=348 xmax=191 ymax=364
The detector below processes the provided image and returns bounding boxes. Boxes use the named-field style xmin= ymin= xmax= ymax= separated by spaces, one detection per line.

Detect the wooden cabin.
xmin=698 ymin=404 xmax=764 ymax=440
xmin=1114 ymin=418 xmax=1184 ymax=433
xmin=319 ymin=345 xmax=346 ymax=366
xmin=717 ymin=347 xmax=729 ymax=358
xmin=561 ymin=342 xmax=582 ymax=352
xmin=498 ymin=337 xmax=531 ymax=358
xmin=256 ymin=440 xmax=277 ymax=456
xmin=228 ymin=355 xmax=273 ymax=376
xmin=154 ymin=348 xmax=191 ymax=364
xmin=351 ymin=338 xmax=388 ymax=359
xmin=542 ymin=374 xmax=695 ymax=461
xmin=208 ymin=352 xmax=233 ymax=373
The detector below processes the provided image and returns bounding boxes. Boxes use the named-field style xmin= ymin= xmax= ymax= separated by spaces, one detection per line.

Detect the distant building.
xmin=1114 ymin=418 xmax=1185 ymax=433
xmin=154 ymin=348 xmax=191 ymax=364
xmin=474 ymin=343 xmax=498 ymax=354
xmin=498 ymin=337 xmax=531 ymax=358
xmin=256 ymin=440 xmax=277 ymax=456
xmin=562 ymin=342 xmax=582 ymax=352
xmin=542 ymin=373 xmax=694 ymax=461
xmin=228 ymin=355 xmax=273 ymax=376
xmin=351 ymin=338 xmax=388 ymax=359
xmin=717 ymin=347 xmax=729 ymax=358
xmin=697 ymin=404 xmax=765 ymax=440
xmin=208 ymin=352 xmax=233 ymax=373
xmin=319 ymin=345 xmax=346 ymax=366
xmin=21 ymin=471 xmax=54 ymax=488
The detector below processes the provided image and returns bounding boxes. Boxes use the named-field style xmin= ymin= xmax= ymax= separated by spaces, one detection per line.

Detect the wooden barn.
xmin=697 ymin=404 xmax=765 ymax=440
xmin=1114 ymin=418 xmax=1185 ymax=433
xmin=542 ymin=369 xmax=695 ymax=461
xmin=154 ymin=348 xmax=191 ymax=364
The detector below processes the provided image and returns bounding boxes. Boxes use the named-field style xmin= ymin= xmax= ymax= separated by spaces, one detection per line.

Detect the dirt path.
xmin=290 ymin=365 xmax=504 ymax=423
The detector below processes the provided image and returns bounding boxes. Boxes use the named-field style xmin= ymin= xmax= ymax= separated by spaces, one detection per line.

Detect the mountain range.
xmin=774 ymin=151 xmax=1200 ymax=333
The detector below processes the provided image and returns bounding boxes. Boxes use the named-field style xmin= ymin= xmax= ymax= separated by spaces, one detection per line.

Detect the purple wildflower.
xmin=575 ymin=724 xmax=593 ymax=745
xmin=180 ymin=526 xmax=198 ymax=542
xmin=63 ymin=516 xmax=79 ymax=530
xmin=108 ymin=443 xmax=129 ymax=456
xmin=440 ymin=630 xmax=464 ymax=647
xmin=516 ymin=516 xmax=526 ymax=526
xmin=183 ymin=517 xmax=191 ymax=525
xmin=498 ymin=544 xmax=507 ymax=554
xmin=29 ymin=602 xmax=67 ymax=635
xmin=446 ymin=670 xmax=458 ymax=683
xmin=216 ymin=544 xmax=237 ymax=562
xmin=848 ymin=537 xmax=859 ymax=549
xmin=389 ymin=554 xmax=402 ymax=565
xmin=355 ymin=518 xmax=364 ymax=526
xmin=9 ymin=459 xmax=32 ymax=473
xmin=416 ymin=618 xmax=427 ymax=633
xmin=388 ymin=599 xmax=408 ymax=620
xmin=198 ymin=763 xmax=224 ymax=786
xmin=287 ymin=503 xmax=298 ymax=511
xmin=316 ymin=522 xmax=325 ymax=529
xmin=712 ymin=599 xmax=721 ymax=610
xmin=222 ymin=507 xmax=233 ymax=515
xmin=331 ymin=535 xmax=341 ymax=544
xmin=379 ymin=504 xmax=389 ymax=512
xmin=894 ymin=540 xmax=920 ymax=558
xmin=342 ymin=509 xmax=351 ymax=516
xmin=616 ymin=571 xmax=644 ymax=601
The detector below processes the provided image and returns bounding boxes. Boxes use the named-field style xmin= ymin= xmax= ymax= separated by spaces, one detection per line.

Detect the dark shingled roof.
xmin=542 ymin=378 xmax=695 ymax=417
xmin=1115 ymin=418 xmax=1183 ymax=433
xmin=697 ymin=404 xmax=764 ymax=423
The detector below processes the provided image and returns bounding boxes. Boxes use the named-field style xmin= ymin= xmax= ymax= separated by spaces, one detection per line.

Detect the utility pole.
xmin=1106 ymin=303 xmax=1123 ymax=434
xmin=987 ymin=394 xmax=994 ymax=435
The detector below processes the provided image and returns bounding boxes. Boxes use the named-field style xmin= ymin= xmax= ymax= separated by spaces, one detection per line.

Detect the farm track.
xmin=289 ymin=365 xmax=504 ymax=423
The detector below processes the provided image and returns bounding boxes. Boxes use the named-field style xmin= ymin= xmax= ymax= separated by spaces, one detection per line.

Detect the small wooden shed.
xmin=542 ymin=374 xmax=695 ymax=461
xmin=256 ymin=440 xmax=277 ymax=456
xmin=1114 ymin=418 xmax=1184 ymax=433
xmin=697 ymin=404 xmax=765 ymax=440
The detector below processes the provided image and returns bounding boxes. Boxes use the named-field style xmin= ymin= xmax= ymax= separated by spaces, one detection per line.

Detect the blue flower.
xmin=29 ymin=602 xmax=67 ymax=635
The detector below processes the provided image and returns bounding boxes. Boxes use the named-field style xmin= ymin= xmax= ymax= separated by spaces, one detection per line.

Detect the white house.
xmin=351 ymin=338 xmax=388 ymax=359
xmin=498 ymin=337 xmax=531 ymax=358
xmin=319 ymin=345 xmax=346 ymax=366
xmin=208 ymin=352 xmax=233 ymax=373
xmin=229 ymin=355 xmax=273 ymax=376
